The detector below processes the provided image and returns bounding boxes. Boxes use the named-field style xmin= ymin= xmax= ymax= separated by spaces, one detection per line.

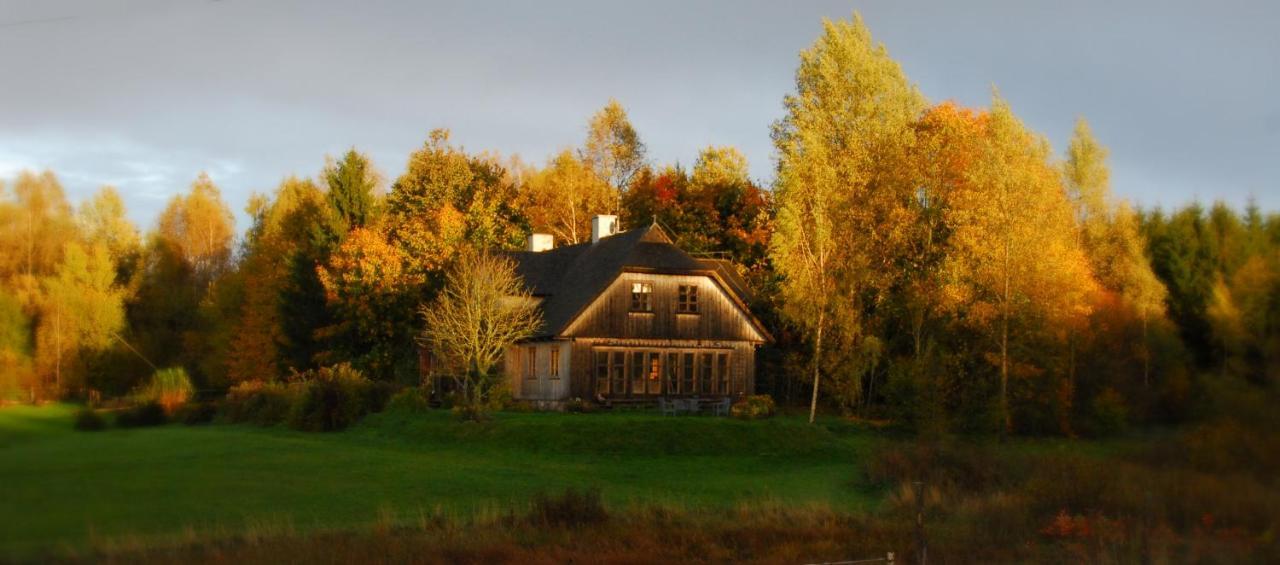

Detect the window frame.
xmin=630 ymin=281 xmax=653 ymax=313
xmin=677 ymin=284 xmax=700 ymax=314
xmin=525 ymin=346 xmax=537 ymax=380
xmin=550 ymin=347 xmax=561 ymax=379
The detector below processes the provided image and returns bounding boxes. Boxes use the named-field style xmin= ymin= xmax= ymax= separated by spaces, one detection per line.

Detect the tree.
xmin=232 ymin=177 xmax=325 ymax=381
xmin=35 ymin=242 xmax=126 ymax=396
xmin=520 ymin=149 xmax=616 ymax=245
xmin=317 ymin=226 xmax=426 ymax=380
xmin=155 ymin=173 xmax=236 ymax=288
xmin=77 ymin=186 xmax=141 ymax=270
xmin=418 ymin=252 xmax=541 ymax=409
xmin=581 ymin=99 xmax=647 ymax=207
xmin=771 ymin=12 xmax=925 ymax=423
xmin=943 ymin=94 xmax=1096 ymax=435
xmin=318 ymin=149 xmax=380 ymax=249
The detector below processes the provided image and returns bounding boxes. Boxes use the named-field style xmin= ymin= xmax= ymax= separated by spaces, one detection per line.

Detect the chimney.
xmin=591 ymin=215 xmax=619 ymax=244
xmin=527 ymin=233 xmax=554 ymax=252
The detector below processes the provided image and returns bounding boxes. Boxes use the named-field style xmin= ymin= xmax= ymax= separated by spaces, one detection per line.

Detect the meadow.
xmin=3 ymin=404 xmax=1278 ymax=563
xmin=0 ymin=404 xmax=881 ymax=559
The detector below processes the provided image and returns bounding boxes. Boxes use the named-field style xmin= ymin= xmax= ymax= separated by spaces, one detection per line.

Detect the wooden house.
xmin=504 ymin=215 xmax=772 ymax=406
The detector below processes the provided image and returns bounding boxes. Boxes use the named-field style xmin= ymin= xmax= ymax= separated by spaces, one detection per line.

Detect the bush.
xmin=222 ymin=380 xmax=296 ymax=426
xmin=385 ymin=387 xmax=430 ymax=414
xmin=138 ymin=367 xmax=194 ymax=413
xmin=565 ymin=397 xmax=598 ymax=414
xmin=116 ymin=401 xmax=168 ymax=428
xmin=73 ymin=407 xmax=107 ymax=431
xmin=287 ymin=364 xmax=384 ymax=432
xmin=174 ymin=402 xmax=217 ymax=425
xmin=451 ymin=402 xmax=491 ymax=422
xmin=527 ymin=488 xmax=608 ymax=527
xmin=730 ymin=395 xmax=776 ymax=420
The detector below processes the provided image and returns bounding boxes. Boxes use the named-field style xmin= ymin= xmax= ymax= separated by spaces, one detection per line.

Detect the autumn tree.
xmin=418 ymin=252 xmax=541 ymax=410
xmin=521 ymin=149 xmax=615 ymax=244
xmin=230 ymin=177 xmax=326 ymax=382
xmin=943 ymin=95 xmax=1096 ymax=435
xmin=317 ymin=226 xmax=425 ymax=379
xmin=771 ymin=12 xmax=925 ymax=423
xmin=581 ymin=99 xmax=647 ymax=209
xmin=155 ymin=173 xmax=236 ymax=288
xmin=35 ymin=242 xmax=126 ymax=396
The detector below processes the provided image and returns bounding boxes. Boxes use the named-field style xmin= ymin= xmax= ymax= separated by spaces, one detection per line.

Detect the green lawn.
xmin=0 ymin=405 xmax=884 ymax=558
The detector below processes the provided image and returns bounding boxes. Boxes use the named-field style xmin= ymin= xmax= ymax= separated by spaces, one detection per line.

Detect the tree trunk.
xmin=999 ymin=299 xmax=1009 ymax=440
xmin=809 ymin=312 xmax=824 ymax=425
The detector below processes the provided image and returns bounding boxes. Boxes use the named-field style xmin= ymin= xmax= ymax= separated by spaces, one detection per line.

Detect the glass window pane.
xmin=647 ymin=353 xmax=661 ymax=394
xmin=699 ymin=353 xmax=713 ymax=394
xmin=630 ymin=351 xmax=645 ymax=395
xmin=682 ymin=352 xmax=694 ymax=393
xmin=717 ymin=352 xmax=729 ymax=394
xmin=610 ymin=351 xmax=625 ymax=396
xmin=595 ymin=351 xmax=608 ymax=395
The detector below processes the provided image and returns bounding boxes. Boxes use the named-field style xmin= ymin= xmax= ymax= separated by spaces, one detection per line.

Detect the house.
xmin=503 ymin=215 xmax=772 ymax=406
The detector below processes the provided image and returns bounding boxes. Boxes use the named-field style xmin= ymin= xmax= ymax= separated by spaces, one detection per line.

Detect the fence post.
xmin=914 ymin=480 xmax=927 ymax=565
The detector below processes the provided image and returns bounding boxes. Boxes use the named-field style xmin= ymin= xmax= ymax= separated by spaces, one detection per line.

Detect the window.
xmin=717 ymin=352 xmax=730 ymax=394
xmin=630 ymin=351 xmax=645 ymax=395
xmin=647 ymin=353 xmax=662 ymax=394
xmin=526 ymin=347 xmax=537 ymax=379
xmin=594 ymin=351 xmax=609 ymax=395
xmin=681 ymin=352 xmax=695 ymax=393
xmin=677 ymin=284 xmax=699 ymax=313
xmin=706 ymin=353 xmax=716 ymax=392
xmin=664 ymin=352 xmax=679 ymax=394
xmin=550 ymin=347 xmax=560 ymax=379
xmin=630 ymin=282 xmax=652 ymax=312
xmin=610 ymin=351 xmax=625 ymax=395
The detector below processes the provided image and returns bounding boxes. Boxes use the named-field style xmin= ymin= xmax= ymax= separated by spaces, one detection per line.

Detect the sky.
xmin=1 ymin=0 xmax=1277 ymax=230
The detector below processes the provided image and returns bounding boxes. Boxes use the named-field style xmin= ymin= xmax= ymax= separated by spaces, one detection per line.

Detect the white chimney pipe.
xmin=527 ymin=233 xmax=554 ymax=252
xmin=591 ymin=215 xmax=619 ymax=244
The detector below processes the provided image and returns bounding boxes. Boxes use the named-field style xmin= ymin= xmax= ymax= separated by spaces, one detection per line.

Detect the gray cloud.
xmin=1 ymin=0 xmax=1276 ymax=230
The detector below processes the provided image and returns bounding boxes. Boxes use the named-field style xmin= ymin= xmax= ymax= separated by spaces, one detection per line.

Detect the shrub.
xmin=565 ymin=397 xmax=598 ymax=413
xmin=288 ymin=364 xmax=382 ymax=432
xmin=527 ymin=488 xmax=608 ymax=527
xmin=116 ymin=401 xmax=168 ymax=427
xmin=451 ymin=402 xmax=491 ymax=422
xmin=731 ymin=395 xmax=776 ymax=420
xmin=175 ymin=402 xmax=217 ymax=425
xmin=385 ymin=387 xmax=430 ymax=414
xmin=138 ymin=367 xmax=194 ymax=413
xmin=73 ymin=407 xmax=107 ymax=431
xmin=222 ymin=380 xmax=296 ymax=426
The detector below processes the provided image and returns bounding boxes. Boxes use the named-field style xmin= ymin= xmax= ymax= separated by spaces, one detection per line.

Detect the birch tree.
xmin=945 ymin=95 xmax=1096 ymax=435
xmin=771 ymin=12 xmax=925 ymax=423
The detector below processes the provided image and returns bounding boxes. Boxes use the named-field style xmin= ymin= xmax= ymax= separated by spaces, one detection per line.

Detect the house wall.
xmin=563 ymin=273 xmax=766 ymax=342
xmin=504 ymin=341 xmax=570 ymax=401
xmin=567 ymin=338 xmax=756 ymax=400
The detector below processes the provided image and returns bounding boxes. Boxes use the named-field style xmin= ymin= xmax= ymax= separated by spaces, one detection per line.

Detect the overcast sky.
xmin=1 ymin=0 xmax=1277 ymax=230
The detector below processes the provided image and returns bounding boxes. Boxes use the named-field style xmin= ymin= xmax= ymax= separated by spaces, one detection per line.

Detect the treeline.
xmin=1 ymin=13 xmax=1277 ymax=437
xmin=0 ymin=101 xmax=769 ymax=403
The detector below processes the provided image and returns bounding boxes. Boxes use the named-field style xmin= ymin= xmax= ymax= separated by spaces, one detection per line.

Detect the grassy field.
xmin=0 ymin=405 xmax=883 ymax=559
xmin=6 ymin=404 xmax=1276 ymax=563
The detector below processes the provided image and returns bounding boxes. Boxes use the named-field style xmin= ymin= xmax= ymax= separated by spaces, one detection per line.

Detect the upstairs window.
xmin=677 ymin=284 xmax=699 ymax=313
xmin=630 ymin=282 xmax=652 ymax=312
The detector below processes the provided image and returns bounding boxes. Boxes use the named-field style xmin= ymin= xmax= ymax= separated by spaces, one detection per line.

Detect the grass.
xmin=0 ymin=405 xmax=883 ymax=559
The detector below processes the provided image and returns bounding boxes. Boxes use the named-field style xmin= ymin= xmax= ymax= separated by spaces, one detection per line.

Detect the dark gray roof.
xmin=506 ymin=224 xmax=761 ymax=339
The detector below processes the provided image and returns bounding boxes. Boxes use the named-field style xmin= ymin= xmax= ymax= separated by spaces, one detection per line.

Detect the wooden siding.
xmin=504 ymin=341 xmax=570 ymax=400
xmin=562 ymin=273 xmax=766 ymax=342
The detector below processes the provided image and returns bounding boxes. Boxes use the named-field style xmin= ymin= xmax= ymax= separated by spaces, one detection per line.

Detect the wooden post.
xmin=914 ymin=481 xmax=927 ymax=565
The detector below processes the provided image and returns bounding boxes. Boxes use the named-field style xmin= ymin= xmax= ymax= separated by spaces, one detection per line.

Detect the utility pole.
xmin=914 ymin=481 xmax=927 ymax=565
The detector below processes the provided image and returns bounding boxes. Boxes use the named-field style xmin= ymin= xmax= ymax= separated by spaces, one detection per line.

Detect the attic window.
xmin=677 ymin=285 xmax=699 ymax=314
xmin=631 ymin=282 xmax=652 ymax=312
